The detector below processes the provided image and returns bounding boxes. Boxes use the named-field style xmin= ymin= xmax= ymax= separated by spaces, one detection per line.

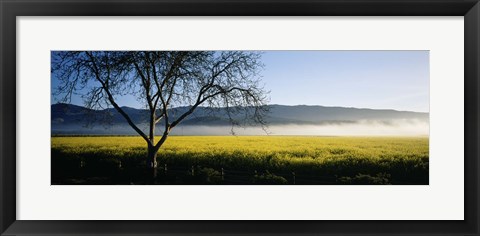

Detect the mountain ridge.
xmin=52 ymin=102 xmax=428 ymax=114
xmin=51 ymin=103 xmax=429 ymax=135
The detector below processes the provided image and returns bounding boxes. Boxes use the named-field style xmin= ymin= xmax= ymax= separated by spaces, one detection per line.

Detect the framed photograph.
xmin=1 ymin=0 xmax=479 ymax=235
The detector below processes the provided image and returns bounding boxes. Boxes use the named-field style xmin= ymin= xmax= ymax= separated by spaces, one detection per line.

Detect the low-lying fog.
xmin=52 ymin=119 xmax=429 ymax=136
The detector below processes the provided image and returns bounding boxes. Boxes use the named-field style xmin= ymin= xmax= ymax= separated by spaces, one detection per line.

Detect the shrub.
xmin=252 ymin=171 xmax=288 ymax=184
xmin=338 ymin=173 xmax=390 ymax=185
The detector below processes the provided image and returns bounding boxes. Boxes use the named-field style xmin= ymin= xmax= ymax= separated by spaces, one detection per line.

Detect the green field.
xmin=51 ymin=136 xmax=429 ymax=185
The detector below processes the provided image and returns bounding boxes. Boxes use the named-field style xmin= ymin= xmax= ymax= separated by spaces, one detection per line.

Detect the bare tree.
xmin=51 ymin=51 xmax=268 ymax=174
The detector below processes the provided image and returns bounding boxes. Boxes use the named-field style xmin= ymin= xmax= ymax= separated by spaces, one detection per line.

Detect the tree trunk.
xmin=147 ymin=110 xmax=157 ymax=182
xmin=147 ymin=144 xmax=158 ymax=182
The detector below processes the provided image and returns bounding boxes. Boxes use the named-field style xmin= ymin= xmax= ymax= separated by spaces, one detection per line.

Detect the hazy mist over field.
xmin=53 ymin=116 xmax=429 ymax=136
xmin=168 ymin=120 xmax=429 ymax=136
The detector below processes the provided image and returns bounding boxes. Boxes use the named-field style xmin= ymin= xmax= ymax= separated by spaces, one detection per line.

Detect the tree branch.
xmin=85 ymin=51 xmax=151 ymax=145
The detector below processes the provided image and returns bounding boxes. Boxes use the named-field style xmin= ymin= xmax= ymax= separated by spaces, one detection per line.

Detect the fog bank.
xmin=53 ymin=119 xmax=429 ymax=136
xmin=170 ymin=119 xmax=429 ymax=136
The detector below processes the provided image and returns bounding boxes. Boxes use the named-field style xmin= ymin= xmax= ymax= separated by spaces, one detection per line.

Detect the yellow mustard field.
xmin=52 ymin=135 xmax=428 ymax=161
xmin=51 ymin=136 xmax=429 ymax=184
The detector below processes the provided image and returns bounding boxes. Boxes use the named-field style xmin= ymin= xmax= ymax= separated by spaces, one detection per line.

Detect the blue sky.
xmin=261 ymin=51 xmax=429 ymax=112
xmin=52 ymin=51 xmax=429 ymax=112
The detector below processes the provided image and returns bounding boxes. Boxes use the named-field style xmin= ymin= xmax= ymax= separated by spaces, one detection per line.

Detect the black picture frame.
xmin=1 ymin=0 xmax=479 ymax=235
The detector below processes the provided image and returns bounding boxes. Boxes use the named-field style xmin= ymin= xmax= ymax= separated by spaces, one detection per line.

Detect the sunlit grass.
xmin=52 ymin=135 xmax=428 ymax=184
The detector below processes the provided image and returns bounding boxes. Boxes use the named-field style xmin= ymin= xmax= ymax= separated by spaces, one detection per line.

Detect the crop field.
xmin=51 ymin=136 xmax=429 ymax=185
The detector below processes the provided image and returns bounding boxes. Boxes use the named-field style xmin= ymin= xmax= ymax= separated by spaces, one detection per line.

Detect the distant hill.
xmin=51 ymin=103 xmax=429 ymax=135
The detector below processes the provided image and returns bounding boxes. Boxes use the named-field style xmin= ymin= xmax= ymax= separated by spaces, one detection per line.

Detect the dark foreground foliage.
xmin=51 ymin=150 xmax=428 ymax=185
